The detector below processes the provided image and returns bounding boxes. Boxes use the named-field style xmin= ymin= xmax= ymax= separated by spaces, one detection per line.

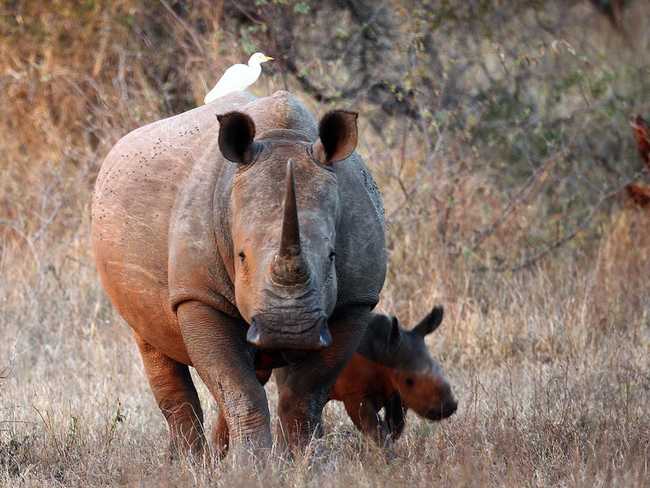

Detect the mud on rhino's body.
xmin=92 ymin=91 xmax=386 ymax=455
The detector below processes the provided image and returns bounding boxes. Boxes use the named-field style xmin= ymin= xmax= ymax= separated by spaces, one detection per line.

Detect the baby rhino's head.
xmin=372 ymin=306 xmax=458 ymax=421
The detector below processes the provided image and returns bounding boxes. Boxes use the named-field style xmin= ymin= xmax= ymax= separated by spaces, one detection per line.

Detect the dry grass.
xmin=1 ymin=2 xmax=650 ymax=487
xmin=1 ymin=214 xmax=648 ymax=486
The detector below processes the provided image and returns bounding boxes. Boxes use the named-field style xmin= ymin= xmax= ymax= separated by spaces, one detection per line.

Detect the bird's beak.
xmin=263 ymin=56 xmax=274 ymax=62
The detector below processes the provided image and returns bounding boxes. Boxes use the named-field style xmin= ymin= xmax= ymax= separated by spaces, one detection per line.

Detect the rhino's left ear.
xmin=217 ymin=111 xmax=261 ymax=164
xmin=413 ymin=305 xmax=444 ymax=337
xmin=312 ymin=110 xmax=358 ymax=164
xmin=387 ymin=315 xmax=402 ymax=351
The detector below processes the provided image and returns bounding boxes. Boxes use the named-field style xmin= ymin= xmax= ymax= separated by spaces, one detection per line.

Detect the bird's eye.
xmin=405 ymin=377 xmax=415 ymax=387
xmin=329 ymin=250 xmax=336 ymax=262
xmin=238 ymin=251 xmax=246 ymax=262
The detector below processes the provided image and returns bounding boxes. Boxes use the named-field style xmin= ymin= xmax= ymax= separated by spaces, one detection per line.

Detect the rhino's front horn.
xmin=272 ymin=160 xmax=309 ymax=285
xmin=279 ymin=159 xmax=300 ymax=258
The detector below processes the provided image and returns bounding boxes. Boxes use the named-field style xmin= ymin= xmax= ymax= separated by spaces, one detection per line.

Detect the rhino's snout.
xmin=247 ymin=314 xmax=332 ymax=350
xmin=425 ymin=398 xmax=458 ymax=421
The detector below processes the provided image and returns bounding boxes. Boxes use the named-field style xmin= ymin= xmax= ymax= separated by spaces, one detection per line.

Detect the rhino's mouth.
xmin=246 ymin=312 xmax=332 ymax=350
xmin=423 ymin=399 xmax=458 ymax=421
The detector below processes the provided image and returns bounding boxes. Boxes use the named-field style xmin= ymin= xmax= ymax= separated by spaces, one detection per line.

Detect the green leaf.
xmin=293 ymin=2 xmax=310 ymax=14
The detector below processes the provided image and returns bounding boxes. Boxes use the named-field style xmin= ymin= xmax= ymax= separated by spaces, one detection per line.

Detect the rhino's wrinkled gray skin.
xmin=92 ymin=91 xmax=386 ymax=456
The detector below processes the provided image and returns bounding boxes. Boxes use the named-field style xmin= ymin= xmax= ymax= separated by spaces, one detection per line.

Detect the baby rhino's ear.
xmin=387 ymin=316 xmax=402 ymax=351
xmin=413 ymin=305 xmax=444 ymax=337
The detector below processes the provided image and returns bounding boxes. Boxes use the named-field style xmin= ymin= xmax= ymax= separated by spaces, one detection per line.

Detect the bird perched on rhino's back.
xmin=204 ymin=52 xmax=273 ymax=104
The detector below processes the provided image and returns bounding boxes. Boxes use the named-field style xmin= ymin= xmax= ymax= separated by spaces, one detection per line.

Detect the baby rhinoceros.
xmin=214 ymin=305 xmax=456 ymax=453
xmin=332 ymin=305 xmax=457 ymax=445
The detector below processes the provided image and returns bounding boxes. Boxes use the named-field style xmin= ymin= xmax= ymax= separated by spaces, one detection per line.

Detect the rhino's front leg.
xmin=275 ymin=306 xmax=371 ymax=452
xmin=177 ymin=301 xmax=272 ymax=457
xmin=213 ymin=368 xmax=273 ymax=458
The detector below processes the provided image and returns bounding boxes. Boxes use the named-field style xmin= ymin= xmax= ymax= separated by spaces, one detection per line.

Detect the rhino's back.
xmin=92 ymin=92 xmax=255 ymax=362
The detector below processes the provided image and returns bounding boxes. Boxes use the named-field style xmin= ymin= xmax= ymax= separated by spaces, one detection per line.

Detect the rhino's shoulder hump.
xmin=242 ymin=91 xmax=318 ymax=138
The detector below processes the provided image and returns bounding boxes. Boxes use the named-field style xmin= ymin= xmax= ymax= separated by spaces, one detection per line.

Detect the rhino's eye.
xmin=405 ymin=377 xmax=415 ymax=387
xmin=328 ymin=250 xmax=336 ymax=262
xmin=238 ymin=251 xmax=246 ymax=262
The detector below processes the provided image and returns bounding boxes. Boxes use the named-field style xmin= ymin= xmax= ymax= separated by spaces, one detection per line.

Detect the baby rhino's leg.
xmin=343 ymin=397 xmax=391 ymax=447
xmin=383 ymin=393 xmax=406 ymax=440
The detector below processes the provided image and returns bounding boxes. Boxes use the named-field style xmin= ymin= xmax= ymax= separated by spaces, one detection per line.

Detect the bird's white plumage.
xmin=204 ymin=52 xmax=273 ymax=104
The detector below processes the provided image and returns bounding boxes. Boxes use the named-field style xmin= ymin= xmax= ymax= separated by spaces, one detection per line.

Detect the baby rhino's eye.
xmin=405 ymin=377 xmax=415 ymax=387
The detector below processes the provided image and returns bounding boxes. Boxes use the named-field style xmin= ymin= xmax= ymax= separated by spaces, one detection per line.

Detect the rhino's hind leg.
xmin=134 ymin=333 xmax=205 ymax=457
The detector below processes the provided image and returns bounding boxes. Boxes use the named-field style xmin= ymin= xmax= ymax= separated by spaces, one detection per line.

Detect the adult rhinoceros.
xmin=91 ymin=91 xmax=386 ymax=457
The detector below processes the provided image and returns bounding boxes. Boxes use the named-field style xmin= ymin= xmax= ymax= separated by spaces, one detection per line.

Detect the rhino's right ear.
xmin=217 ymin=111 xmax=260 ymax=164
xmin=312 ymin=110 xmax=358 ymax=165
xmin=413 ymin=305 xmax=444 ymax=337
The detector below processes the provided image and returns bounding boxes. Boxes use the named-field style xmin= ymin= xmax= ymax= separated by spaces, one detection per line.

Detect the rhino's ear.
xmin=387 ymin=315 xmax=402 ymax=351
xmin=217 ymin=111 xmax=260 ymax=164
xmin=413 ymin=305 xmax=444 ymax=337
xmin=312 ymin=110 xmax=358 ymax=164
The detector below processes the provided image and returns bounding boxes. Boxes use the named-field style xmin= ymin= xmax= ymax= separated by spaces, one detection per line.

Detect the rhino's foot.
xmin=224 ymin=441 xmax=272 ymax=469
xmin=167 ymin=429 xmax=206 ymax=463
xmin=274 ymin=383 xmax=329 ymax=455
xmin=212 ymin=411 xmax=230 ymax=459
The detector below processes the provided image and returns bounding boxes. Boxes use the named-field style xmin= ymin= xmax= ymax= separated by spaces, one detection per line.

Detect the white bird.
xmin=204 ymin=52 xmax=274 ymax=104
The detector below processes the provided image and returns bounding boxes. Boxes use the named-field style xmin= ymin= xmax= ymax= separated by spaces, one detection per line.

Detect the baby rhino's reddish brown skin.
xmin=91 ymin=91 xmax=386 ymax=458
xmin=330 ymin=306 xmax=457 ymax=445
xmin=214 ymin=306 xmax=457 ymax=453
